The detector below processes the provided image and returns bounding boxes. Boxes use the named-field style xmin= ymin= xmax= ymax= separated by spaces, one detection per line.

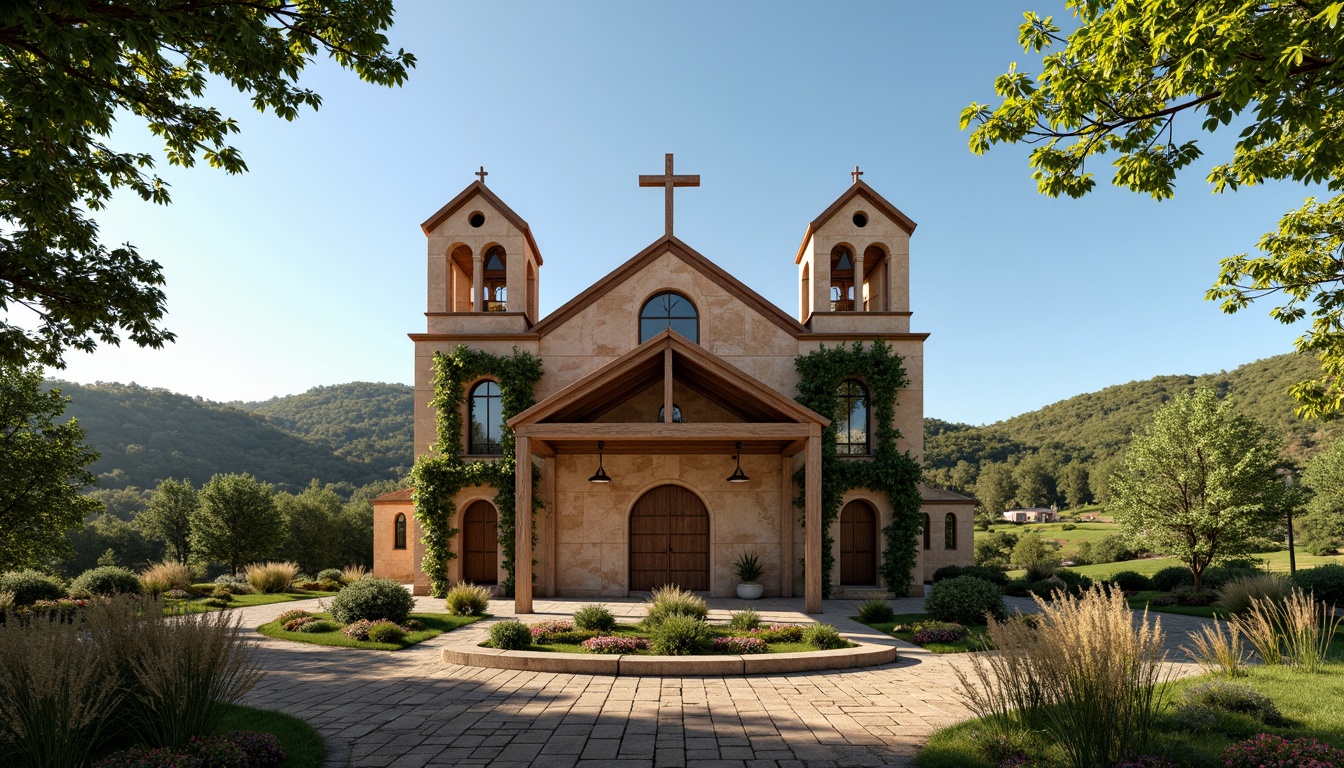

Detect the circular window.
xmin=469 ymin=212 xmax=486 ymax=228
xmin=852 ymin=212 xmax=868 ymax=228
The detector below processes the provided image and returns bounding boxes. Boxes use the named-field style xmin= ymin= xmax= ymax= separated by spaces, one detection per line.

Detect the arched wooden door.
xmin=840 ymin=500 xmax=878 ymax=585
xmin=629 ymin=485 xmax=709 ymax=592
xmin=462 ymin=500 xmax=498 ymax=585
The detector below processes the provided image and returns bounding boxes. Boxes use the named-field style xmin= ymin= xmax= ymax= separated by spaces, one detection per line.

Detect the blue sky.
xmin=55 ymin=1 xmax=1309 ymax=425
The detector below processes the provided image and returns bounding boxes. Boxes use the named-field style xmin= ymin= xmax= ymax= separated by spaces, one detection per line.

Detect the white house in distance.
xmin=1003 ymin=508 xmax=1058 ymax=523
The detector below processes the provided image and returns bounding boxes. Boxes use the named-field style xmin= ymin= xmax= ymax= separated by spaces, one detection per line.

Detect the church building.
xmin=372 ymin=156 xmax=973 ymax=613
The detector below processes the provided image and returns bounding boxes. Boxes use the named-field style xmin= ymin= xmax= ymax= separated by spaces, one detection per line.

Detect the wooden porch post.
xmin=805 ymin=426 xmax=823 ymax=614
xmin=515 ymin=436 xmax=533 ymax=614
xmin=543 ymin=453 xmax=557 ymax=597
xmin=779 ymin=454 xmax=794 ymax=598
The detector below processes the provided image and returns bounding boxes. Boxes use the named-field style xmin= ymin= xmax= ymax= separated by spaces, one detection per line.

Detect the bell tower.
xmin=420 ymin=168 xmax=543 ymax=325
xmin=795 ymin=168 xmax=915 ymax=327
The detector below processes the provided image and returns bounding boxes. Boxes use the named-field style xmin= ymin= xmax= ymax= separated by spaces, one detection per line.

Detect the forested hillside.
xmin=923 ymin=352 xmax=1344 ymax=513
xmin=50 ymin=381 xmax=407 ymax=493
xmin=236 ymin=382 xmax=414 ymax=478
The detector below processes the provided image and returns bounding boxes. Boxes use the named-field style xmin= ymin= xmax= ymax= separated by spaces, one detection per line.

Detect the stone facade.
xmin=372 ymin=165 xmax=974 ymax=611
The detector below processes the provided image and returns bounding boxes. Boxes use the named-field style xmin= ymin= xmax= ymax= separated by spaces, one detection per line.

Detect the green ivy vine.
xmin=793 ymin=341 xmax=924 ymax=598
xmin=409 ymin=346 xmax=543 ymax=598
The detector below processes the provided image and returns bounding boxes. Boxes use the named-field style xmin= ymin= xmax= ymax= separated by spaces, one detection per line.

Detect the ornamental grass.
xmin=1231 ymin=588 xmax=1341 ymax=672
xmin=953 ymin=584 xmax=1169 ymax=768
xmin=139 ymin=561 xmax=193 ymax=595
xmin=340 ymin=564 xmax=369 ymax=585
xmin=1182 ymin=618 xmax=1248 ymax=678
xmin=0 ymin=596 xmax=260 ymax=767
xmin=244 ymin=562 xmax=300 ymax=594
xmin=1216 ymin=573 xmax=1289 ymax=615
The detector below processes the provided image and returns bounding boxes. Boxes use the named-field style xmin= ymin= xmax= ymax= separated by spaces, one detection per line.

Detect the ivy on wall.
xmin=793 ymin=341 xmax=924 ymax=598
xmin=408 ymin=346 xmax=543 ymax=597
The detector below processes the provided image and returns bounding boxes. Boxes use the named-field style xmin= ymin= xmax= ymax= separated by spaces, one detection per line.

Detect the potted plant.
xmin=734 ymin=551 xmax=765 ymax=599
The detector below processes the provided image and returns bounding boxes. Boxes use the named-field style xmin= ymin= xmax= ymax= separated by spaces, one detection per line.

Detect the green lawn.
xmin=978 ymin=521 xmax=1122 ymax=548
xmin=1051 ymin=549 xmax=1344 ymax=581
xmin=162 ymin=584 xmax=327 ymax=614
xmin=856 ymin=612 xmax=989 ymax=653
xmin=1125 ymin=590 xmax=1229 ymax=619
xmin=917 ymin=662 xmax=1344 ymax=768
xmin=218 ymin=703 xmax=325 ymax=768
xmin=257 ymin=612 xmax=482 ymax=650
xmin=497 ymin=623 xmax=848 ymax=655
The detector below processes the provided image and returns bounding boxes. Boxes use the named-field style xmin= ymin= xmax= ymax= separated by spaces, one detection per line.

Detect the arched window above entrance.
xmin=639 ymin=291 xmax=698 ymax=343
xmin=469 ymin=380 xmax=503 ymax=455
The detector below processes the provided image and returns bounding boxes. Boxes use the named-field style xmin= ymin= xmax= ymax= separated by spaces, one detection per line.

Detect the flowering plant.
xmin=711 ymin=636 xmax=768 ymax=654
xmin=530 ymin=620 xmax=575 ymax=643
xmin=580 ymin=636 xmax=646 ymax=654
xmin=1221 ymin=733 xmax=1344 ymax=768
xmin=93 ymin=731 xmax=284 ymax=768
xmin=911 ymin=621 xmax=969 ymax=645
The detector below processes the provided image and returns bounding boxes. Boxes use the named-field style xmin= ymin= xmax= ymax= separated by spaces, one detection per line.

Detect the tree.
xmin=975 ymin=461 xmax=1018 ymax=519
xmin=64 ymin=512 xmax=162 ymax=578
xmin=1110 ymin=390 xmax=1287 ymax=591
xmin=0 ymin=367 xmax=102 ymax=570
xmin=1011 ymin=532 xmax=1061 ymax=571
xmin=963 ymin=2 xmax=1344 ymax=417
xmin=1302 ymin=438 xmax=1344 ymax=555
xmin=191 ymin=473 xmax=281 ymax=574
xmin=1012 ymin=454 xmax=1055 ymax=509
xmin=0 ymin=1 xmax=415 ymax=369
xmin=1057 ymin=461 xmax=1091 ymax=510
xmin=139 ymin=478 xmax=198 ymax=564
xmin=85 ymin=487 xmax=151 ymax=521
xmin=276 ymin=480 xmax=343 ymax=574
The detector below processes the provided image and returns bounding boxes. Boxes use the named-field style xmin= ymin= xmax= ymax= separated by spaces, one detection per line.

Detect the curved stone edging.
xmin=441 ymin=641 xmax=897 ymax=676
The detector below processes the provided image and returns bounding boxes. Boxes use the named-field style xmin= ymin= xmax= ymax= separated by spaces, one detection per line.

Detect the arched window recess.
xmin=830 ymin=245 xmax=855 ymax=311
xmin=469 ymin=380 xmax=504 ymax=455
xmin=639 ymin=291 xmax=698 ymax=343
xmin=835 ymin=379 xmax=870 ymax=455
xmin=394 ymin=513 xmax=407 ymax=550
xmin=483 ymin=246 xmax=507 ymax=312
xmin=944 ymin=513 xmax=957 ymax=550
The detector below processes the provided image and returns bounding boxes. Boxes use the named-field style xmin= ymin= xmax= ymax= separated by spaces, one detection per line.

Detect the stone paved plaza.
xmin=236 ymin=594 xmax=1211 ymax=768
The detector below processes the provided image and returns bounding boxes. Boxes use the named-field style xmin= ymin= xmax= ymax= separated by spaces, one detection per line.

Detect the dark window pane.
xmin=469 ymin=381 xmax=503 ymax=454
xmin=639 ymin=291 xmax=699 ymax=343
xmin=394 ymin=514 xmax=407 ymax=549
xmin=945 ymin=513 xmax=956 ymax=549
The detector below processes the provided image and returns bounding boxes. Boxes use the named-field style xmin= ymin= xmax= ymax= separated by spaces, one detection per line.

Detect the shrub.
xmin=581 ymin=636 xmax=646 ymax=654
xmin=711 ymin=636 xmax=768 ymax=654
xmin=366 ymin=620 xmax=406 ymax=644
xmin=1183 ymin=681 xmax=1283 ymax=724
xmin=139 ymin=561 xmax=193 ymax=595
xmin=1108 ymin=571 xmax=1152 ymax=592
xmin=932 ymin=565 xmax=964 ymax=582
xmin=0 ymin=569 xmax=65 ymax=605
xmin=69 ymin=566 xmax=142 ymax=598
xmin=1178 ymin=591 xmax=1215 ymax=607
xmin=275 ymin=609 xmax=310 ymax=625
xmin=1003 ymin=578 xmax=1030 ymax=597
xmin=297 ymin=619 xmax=340 ymax=634
xmin=1092 ymin=534 xmax=1134 ymax=564
xmin=341 ymin=620 xmax=373 ymax=641
xmin=961 ymin=565 xmax=1009 ymax=586
xmin=1023 ymin=560 xmax=1058 ymax=583
xmin=1148 ymin=596 xmax=1178 ymax=607
xmin=1013 ymin=533 xmax=1061 ymax=573
xmin=729 ymin=609 xmax=762 ymax=631
xmin=1061 ymin=523 xmax=1077 ymax=531
xmin=954 ymin=585 xmax=1169 ymax=768
xmin=1150 ymin=566 xmax=1194 ymax=592
xmin=911 ymin=621 xmax=969 ymax=645
xmin=316 ymin=568 xmax=343 ymax=583
xmin=444 ymin=581 xmax=491 ymax=616
xmin=573 ymin=603 xmax=616 ymax=632
xmin=164 ymin=589 xmax=191 ymax=601
xmin=1217 ymin=574 xmax=1288 ymax=614
xmin=199 ymin=598 xmax=230 ymax=609
xmin=340 ymin=564 xmax=368 ymax=584
xmin=643 ymin=584 xmax=707 ymax=628
xmin=1052 ymin=569 xmax=1093 ymax=597
xmin=751 ymin=623 xmax=804 ymax=643
xmin=1293 ymin=562 xmax=1344 ymax=608
xmin=1221 ymin=734 xmax=1344 ymax=768
xmin=93 ymin=731 xmax=285 ymax=768
xmin=244 ymin=562 xmax=299 ymax=594
xmin=544 ymin=629 xmax=600 ymax=644
xmin=857 ymin=600 xmax=894 ymax=624
xmin=649 ymin=614 xmax=710 ymax=655
xmin=283 ymin=617 xmax=314 ymax=632
xmin=926 ymin=575 xmax=1006 ymax=625
xmin=209 ymin=587 xmax=234 ymax=601
xmin=802 ymin=623 xmax=846 ymax=650
xmin=330 ymin=578 xmax=414 ymax=625
xmin=489 ymin=620 xmax=532 ymax=650
xmin=1183 ymin=619 xmax=1248 ymax=679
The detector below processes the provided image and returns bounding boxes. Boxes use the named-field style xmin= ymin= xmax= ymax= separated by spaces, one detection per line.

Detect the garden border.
xmin=440 ymin=633 xmax=898 ymax=676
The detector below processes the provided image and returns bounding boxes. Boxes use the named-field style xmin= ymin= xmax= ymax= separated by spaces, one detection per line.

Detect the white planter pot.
xmin=736 ymin=583 xmax=764 ymax=599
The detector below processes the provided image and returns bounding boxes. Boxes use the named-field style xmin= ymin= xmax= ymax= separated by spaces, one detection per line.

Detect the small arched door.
xmin=629 ymin=485 xmax=709 ymax=591
xmin=840 ymin=500 xmax=878 ymax=585
xmin=462 ymin=500 xmax=498 ymax=585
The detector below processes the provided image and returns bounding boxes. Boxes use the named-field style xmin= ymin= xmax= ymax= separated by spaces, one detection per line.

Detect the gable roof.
xmin=919 ymin=485 xmax=975 ymax=504
xmin=508 ymin=329 xmax=828 ymax=428
xmin=530 ymin=234 xmax=807 ymax=338
xmin=794 ymin=180 xmax=918 ymax=264
xmin=420 ymin=181 xmax=544 ymax=265
xmin=370 ymin=488 xmax=413 ymax=504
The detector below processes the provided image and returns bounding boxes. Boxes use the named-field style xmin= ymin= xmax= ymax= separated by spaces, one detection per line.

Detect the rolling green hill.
xmin=925 ymin=352 xmax=1343 ymax=472
xmin=50 ymin=381 xmax=408 ymax=494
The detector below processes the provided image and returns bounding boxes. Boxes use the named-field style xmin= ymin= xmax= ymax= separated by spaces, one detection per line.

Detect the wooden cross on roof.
xmin=851 ymin=165 xmax=863 ymax=183
xmin=475 ymin=166 xmax=488 ymax=183
xmin=639 ymin=153 xmax=699 ymax=236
